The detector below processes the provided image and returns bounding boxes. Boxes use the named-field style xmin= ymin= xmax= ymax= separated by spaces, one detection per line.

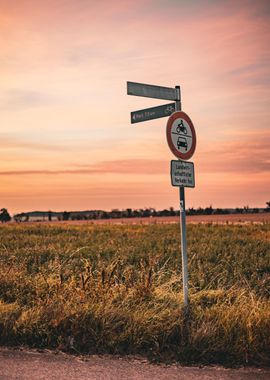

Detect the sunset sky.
xmin=1 ymin=0 xmax=269 ymax=214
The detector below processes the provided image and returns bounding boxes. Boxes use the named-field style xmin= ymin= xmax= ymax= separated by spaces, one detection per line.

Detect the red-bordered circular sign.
xmin=166 ymin=111 xmax=196 ymax=160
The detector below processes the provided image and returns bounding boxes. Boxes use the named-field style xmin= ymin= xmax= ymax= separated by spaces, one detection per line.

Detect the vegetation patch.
xmin=0 ymin=223 xmax=269 ymax=365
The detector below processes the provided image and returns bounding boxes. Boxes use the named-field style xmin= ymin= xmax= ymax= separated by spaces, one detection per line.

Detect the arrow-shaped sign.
xmin=131 ymin=103 xmax=176 ymax=124
xmin=127 ymin=81 xmax=178 ymax=101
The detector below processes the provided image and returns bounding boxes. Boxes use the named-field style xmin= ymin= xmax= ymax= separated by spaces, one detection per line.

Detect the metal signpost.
xmin=127 ymin=81 xmax=196 ymax=308
xmin=166 ymin=106 xmax=196 ymax=307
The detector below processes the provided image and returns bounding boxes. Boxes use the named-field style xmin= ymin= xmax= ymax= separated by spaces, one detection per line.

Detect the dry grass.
xmin=0 ymin=223 xmax=269 ymax=365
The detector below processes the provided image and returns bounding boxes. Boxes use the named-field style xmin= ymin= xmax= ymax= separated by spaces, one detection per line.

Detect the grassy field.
xmin=0 ymin=222 xmax=269 ymax=366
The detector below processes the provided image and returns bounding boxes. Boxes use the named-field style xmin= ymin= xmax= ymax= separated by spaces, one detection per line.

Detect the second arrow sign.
xmin=131 ymin=103 xmax=175 ymax=124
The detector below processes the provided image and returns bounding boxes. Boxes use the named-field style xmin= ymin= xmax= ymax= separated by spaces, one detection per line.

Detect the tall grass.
xmin=0 ymin=223 xmax=269 ymax=365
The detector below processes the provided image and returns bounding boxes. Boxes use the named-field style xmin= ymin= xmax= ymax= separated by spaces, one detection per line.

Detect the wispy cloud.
xmin=0 ymin=89 xmax=53 ymax=111
xmin=199 ymin=132 xmax=270 ymax=174
xmin=1 ymin=135 xmax=69 ymax=151
xmin=0 ymin=159 xmax=167 ymax=176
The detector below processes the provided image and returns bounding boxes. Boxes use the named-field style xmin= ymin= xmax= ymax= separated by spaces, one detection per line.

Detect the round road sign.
xmin=166 ymin=111 xmax=196 ymax=160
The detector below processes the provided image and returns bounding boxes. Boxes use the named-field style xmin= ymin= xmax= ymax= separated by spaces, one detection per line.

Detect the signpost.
xmin=127 ymin=81 xmax=196 ymax=309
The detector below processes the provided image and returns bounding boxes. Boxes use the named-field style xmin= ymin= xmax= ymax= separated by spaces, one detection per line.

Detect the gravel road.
xmin=0 ymin=348 xmax=269 ymax=380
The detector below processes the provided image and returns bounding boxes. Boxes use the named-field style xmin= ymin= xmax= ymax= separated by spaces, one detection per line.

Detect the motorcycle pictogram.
xmin=176 ymin=120 xmax=187 ymax=135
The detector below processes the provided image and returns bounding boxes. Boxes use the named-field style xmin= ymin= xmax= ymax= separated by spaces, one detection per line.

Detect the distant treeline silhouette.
xmin=0 ymin=208 xmax=11 ymax=223
xmin=11 ymin=204 xmax=269 ymax=222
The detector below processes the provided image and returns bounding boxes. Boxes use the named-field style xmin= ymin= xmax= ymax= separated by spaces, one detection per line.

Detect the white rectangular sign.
xmin=171 ymin=160 xmax=195 ymax=188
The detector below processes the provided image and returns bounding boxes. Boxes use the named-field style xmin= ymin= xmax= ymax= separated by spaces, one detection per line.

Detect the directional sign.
xmin=171 ymin=160 xmax=195 ymax=188
xmin=131 ymin=103 xmax=175 ymax=124
xmin=166 ymin=111 xmax=196 ymax=160
xmin=127 ymin=81 xmax=178 ymax=101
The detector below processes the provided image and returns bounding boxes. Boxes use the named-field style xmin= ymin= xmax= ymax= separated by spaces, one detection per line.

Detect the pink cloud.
xmin=0 ymin=159 xmax=167 ymax=176
xmin=198 ymin=130 xmax=270 ymax=174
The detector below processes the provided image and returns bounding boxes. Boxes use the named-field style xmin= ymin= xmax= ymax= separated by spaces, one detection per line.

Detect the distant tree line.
xmin=0 ymin=208 xmax=11 ymax=223
xmin=7 ymin=201 xmax=270 ymax=222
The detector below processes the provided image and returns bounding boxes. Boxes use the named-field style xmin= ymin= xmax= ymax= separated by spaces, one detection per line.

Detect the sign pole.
xmin=127 ymin=81 xmax=196 ymax=309
xmin=175 ymin=86 xmax=189 ymax=308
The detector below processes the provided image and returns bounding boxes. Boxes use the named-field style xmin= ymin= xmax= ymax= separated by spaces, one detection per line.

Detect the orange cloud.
xmin=0 ymin=159 xmax=167 ymax=176
xmin=198 ymin=130 xmax=270 ymax=174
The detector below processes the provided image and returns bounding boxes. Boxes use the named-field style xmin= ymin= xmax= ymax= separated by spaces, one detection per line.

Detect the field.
xmin=0 ymin=221 xmax=269 ymax=366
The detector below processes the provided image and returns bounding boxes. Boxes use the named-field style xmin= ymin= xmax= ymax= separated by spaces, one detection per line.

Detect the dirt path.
xmin=0 ymin=348 xmax=269 ymax=380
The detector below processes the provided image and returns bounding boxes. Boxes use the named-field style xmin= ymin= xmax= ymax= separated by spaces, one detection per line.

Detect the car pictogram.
xmin=177 ymin=136 xmax=188 ymax=151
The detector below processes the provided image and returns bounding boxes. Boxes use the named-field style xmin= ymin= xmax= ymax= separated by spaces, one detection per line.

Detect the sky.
xmin=0 ymin=0 xmax=269 ymax=214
